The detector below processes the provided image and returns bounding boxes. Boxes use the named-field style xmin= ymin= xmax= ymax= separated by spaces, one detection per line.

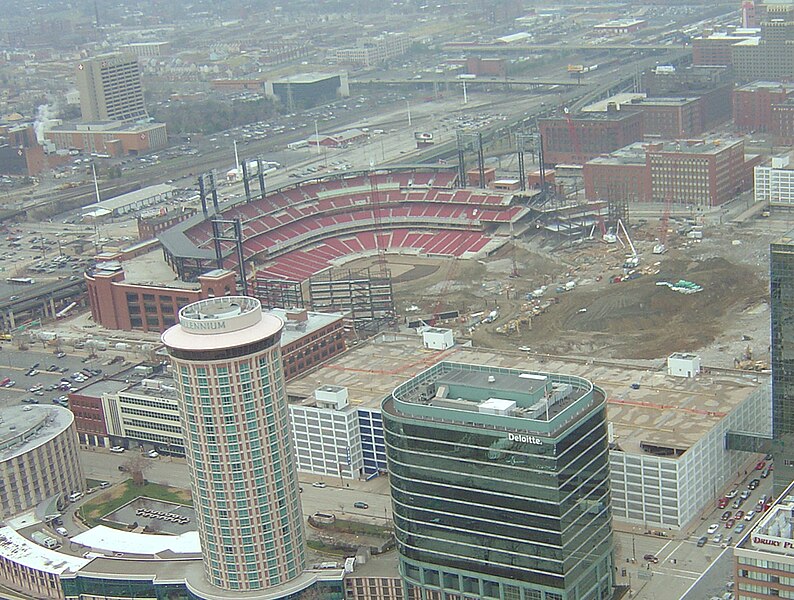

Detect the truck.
xmin=32 ymin=531 xmax=58 ymax=549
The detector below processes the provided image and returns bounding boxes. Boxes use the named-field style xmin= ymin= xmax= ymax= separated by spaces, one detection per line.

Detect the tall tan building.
xmin=161 ymin=296 xmax=307 ymax=593
xmin=733 ymin=1 xmax=794 ymax=80
xmin=76 ymin=53 xmax=148 ymax=122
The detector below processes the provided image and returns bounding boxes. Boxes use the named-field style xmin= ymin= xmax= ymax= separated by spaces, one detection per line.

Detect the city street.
xmin=78 ymin=448 xmax=393 ymax=529
xmin=621 ymin=456 xmax=771 ymax=600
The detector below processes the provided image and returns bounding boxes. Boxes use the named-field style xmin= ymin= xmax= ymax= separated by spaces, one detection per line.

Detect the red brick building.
xmin=465 ymin=56 xmax=506 ymax=77
xmin=692 ymin=30 xmax=759 ymax=66
xmin=771 ymin=99 xmax=794 ymax=144
xmin=539 ymin=108 xmax=644 ymax=165
xmin=584 ymin=148 xmax=650 ymax=203
xmin=630 ymin=97 xmax=703 ymax=139
xmin=733 ymin=81 xmax=794 ymax=133
xmin=69 ymin=380 xmax=128 ymax=446
xmin=85 ymin=264 xmax=237 ymax=332
xmin=137 ymin=207 xmax=198 ymax=241
xmin=0 ymin=123 xmax=47 ymax=176
xmin=584 ymin=139 xmax=761 ymax=207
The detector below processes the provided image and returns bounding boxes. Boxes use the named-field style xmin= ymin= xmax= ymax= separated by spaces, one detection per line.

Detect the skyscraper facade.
xmin=76 ymin=53 xmax=148 ymax=122
xmin=162 ymin=296 xmax=306 ymax=592
xmin=771 ymin=234 xmax=794 ymax=494
xmin=383 ymin=362 xmax=614 ymax=600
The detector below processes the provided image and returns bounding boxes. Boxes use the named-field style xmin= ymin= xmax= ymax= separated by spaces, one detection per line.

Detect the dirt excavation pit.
xmin=335 ymin=245 xmax=767 ymax=362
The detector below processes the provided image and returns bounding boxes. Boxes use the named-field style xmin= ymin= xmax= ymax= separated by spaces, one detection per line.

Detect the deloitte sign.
xmin=508 ymin=432 xmax=543 ymax=446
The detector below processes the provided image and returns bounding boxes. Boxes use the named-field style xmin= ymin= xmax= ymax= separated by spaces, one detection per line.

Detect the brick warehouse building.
xmin=84 ymin=264 xmax=238 ymax=332
xmin=584 ymin=138 xmax=761 ymax=207
xmin=538 ymin=107 xmax=644 ymax=165
xmin=733 ymin=81 xmax=794 ymax=133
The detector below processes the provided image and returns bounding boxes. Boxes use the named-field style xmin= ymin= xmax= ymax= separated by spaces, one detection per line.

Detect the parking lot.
xmin=0 ymin=346 xmax=134 ymax=408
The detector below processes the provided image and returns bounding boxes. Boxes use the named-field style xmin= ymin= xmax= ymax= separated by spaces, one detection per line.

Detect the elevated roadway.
xmin=442 ymin=43 xmax=688 ymax=53
xmin=0 ymin=278 xmax=86 ymax=331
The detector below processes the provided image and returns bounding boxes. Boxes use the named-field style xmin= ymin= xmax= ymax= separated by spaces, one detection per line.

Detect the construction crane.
xmin=653 ymin=196 xmax=673 ymax=255
xmin=563 ymin=107 xmax=582 ymax=161
xmin=617 ymin=218 xmax=639 ymax=269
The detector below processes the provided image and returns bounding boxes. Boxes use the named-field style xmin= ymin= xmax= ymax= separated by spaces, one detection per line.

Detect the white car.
xmin=745 ymin=511 xmax=756 ymax=521
xmin=68 ymin=491 xmax=83 ymax=503
xmin=110 ymin=446 xmax=125 ymax=453
xmin=312 ymin=482 xmax=327 ymax=488
xmin=707 ymin=523 xmax=720 ymax=534
xmin=147 ymin=450 xmax=159 ymax=458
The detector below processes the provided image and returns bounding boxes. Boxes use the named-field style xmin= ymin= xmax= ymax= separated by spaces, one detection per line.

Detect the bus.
xmin=6 ymin=277 xmax=35 ymax=285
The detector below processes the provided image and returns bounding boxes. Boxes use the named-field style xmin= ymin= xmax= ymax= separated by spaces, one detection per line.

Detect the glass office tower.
xmin=383 ymin=362 xmax=613 ymax=600
xmin=771 ymin=234 xmax=794 ymax=494
xmin=162 ymin=296 xmax=306 ymax=592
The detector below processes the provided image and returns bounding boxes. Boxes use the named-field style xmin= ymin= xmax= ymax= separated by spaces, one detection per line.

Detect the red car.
xmin=735 ymin=510 xmax=745 ymax=519
xmin=718 ymin=498 xmax=729 ymax=509
xmin=756 ymin=461 xmax=766 ymax=470
xmin=725 ymin=518 xmax=736 ymax=528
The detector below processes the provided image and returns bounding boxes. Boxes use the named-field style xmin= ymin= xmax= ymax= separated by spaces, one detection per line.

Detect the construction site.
xmin=341 ymin=197 xmax=774 ymax=370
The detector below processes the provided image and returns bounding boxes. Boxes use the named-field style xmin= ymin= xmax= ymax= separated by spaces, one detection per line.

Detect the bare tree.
xmin=122 ymin=453 xmax=152 ymax=486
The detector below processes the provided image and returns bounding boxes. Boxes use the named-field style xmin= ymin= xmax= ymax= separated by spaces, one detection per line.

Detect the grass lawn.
xmin=78 ymin=479 xmax=192 ymax=528
xmin=324 ymin=519 xmax=391 ymax=538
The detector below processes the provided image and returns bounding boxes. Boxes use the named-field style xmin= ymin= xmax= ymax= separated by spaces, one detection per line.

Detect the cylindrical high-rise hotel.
xmin=162 ymin=296 xmax=306 ymax=592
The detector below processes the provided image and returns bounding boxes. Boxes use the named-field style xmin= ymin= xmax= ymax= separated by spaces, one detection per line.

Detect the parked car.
xmin=713 ymin=534 xmax=723 ymax=544
xmin=725 ymin=518 xmax=736 ymax=528
xmin=741 ymin=490 xmax=751 ymax=500
xmin=68 ymin=491 xmax=83 ymax=503
xmin=697 ymin=536 xmax=708 ymax=547
xmin=733 ymin=499 xmax=744 ymax=509
xmin=707 ymin=523 xmax=720 ymax=534
xmin=726 ymin=489 xmax=738 ymax=499
xmin=735 ymin=523 xmax=746 ymax=534
xmin=745 ymin=511 xmax=756 ymax=521
xmin=736 ymin=510 xmax=745 ymax=520
xmin=721 ymin=511 xmax=732 ymax=521
xmin=312 ymin=482 xmax=327 ymax=488
xmin=353 ymin=501 xmax=369 ymax=509
xmin=99 ymin=481 xmax=111 ymax=489
xmin=718 ymin=498 xmax=729 ymax=509
xmin=643 ymin=554 xmax=659 ymax=563
xmin=147 ymin=450 xmax=159 ymax=458
xmin=110 ymin=446 xmax=125 ymax=453
xmin=756 ymin=461 xmax=766 ymax=471
xmin=749 ymin=478 xmax=761 ymax=490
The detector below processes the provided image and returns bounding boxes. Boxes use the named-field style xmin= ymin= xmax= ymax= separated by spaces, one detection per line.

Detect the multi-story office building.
xmin=383 ymin=361 xmax=614 ymax=600
xmin=333 ymin=33 xmax=411 ymax=67
xmin=76 ymin=53 xmax=148 ymax=123
xmin=539 ymin=108 xmax=644 ymax=166
xmin=755 ymin=155 xmax=794 ymax=208
xmin=733 ymin=1 xmax=794 ymax=80
xmin=734 ymin=480 xmax=794 ymax=598
xmin=161 ymin=296 xmax=307 ymax=593
xmin=771 ymin=233 xmax=794 ymax=495
xmin=692 ymin=29 xmax=760 ymax=66
xmin=584 ymin=138 xmax=761 ymax=207
xmin=733 ymin=82 xmax=794 ymax=133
